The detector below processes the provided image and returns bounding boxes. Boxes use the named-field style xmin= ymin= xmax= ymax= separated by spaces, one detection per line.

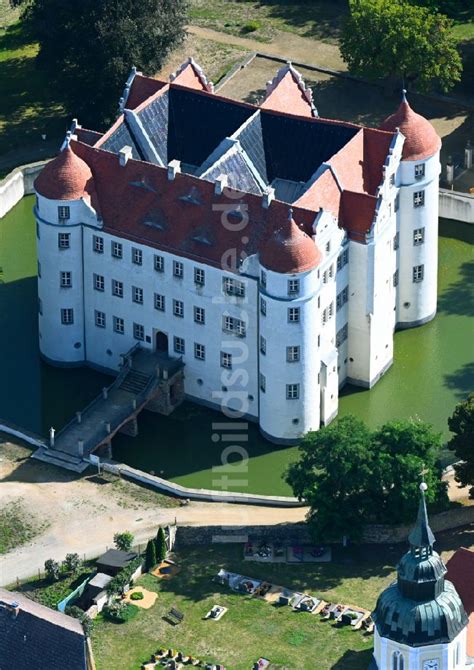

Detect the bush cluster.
xmin=106 ymin=557 xmax=143 ymax=596
xmin=103 ymin=601 xmax=139 ymax=623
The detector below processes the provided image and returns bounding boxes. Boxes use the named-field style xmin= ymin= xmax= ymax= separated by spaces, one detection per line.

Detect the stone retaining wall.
xmin=175 ymin=506 xmax=473 ymax=547
xmin=0 ymin=160 xmax=48 ymax=219
xmin=439 ymin=188 xmax=474 ymax=224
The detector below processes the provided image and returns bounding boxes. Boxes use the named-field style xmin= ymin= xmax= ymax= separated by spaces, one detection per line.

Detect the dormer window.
xmin=415 ymin=163 xmax=425 ymax=179
xmin=58 ymin=206 xmax=70 ymax=222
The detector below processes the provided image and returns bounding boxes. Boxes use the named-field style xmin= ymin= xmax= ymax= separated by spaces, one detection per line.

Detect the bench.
xmin=167 ymin=607 xmax=184 ymax=624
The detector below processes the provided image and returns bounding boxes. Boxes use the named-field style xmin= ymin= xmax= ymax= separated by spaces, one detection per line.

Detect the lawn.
xmin=0 ymin=498 xmax=45 ymax=554
xmin=91 ymin=544 xmax=395 ymax=670
xmin=189 ymin=0 xmax=347 ymax=44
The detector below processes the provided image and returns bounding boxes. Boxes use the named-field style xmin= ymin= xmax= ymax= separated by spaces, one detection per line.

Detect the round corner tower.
xmin=381 ymin=92 xmax=441 ymax=329
xmin=34 ymin=144 xmax=97 ymax=365
xmin=257 ymin=208 xmax=322 ymax=443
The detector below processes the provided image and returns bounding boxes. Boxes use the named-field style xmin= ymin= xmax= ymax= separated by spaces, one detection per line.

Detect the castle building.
xmin=34 ymin=59 xmax=441 ymax=443
xmin=371 ymin=483 xmax=471 ymax=670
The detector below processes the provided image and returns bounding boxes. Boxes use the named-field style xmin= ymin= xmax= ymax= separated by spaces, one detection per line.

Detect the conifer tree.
xmin=145 ymin=539 xmax=157 ymax=572
xmin=156 ymin=527 xmax=167 ymax=562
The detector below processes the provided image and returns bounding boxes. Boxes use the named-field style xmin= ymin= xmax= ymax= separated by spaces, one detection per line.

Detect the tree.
xmin=156 ymin=527 xmax=168 ymax=562
xmin=65 ymin=606 xmax=94 ymax=637
xmin=63 ymin=553 xmax=81 ymax=574
xmin=114 ymin=531 xmax=134 ymax=552
xmin=44 ymin=558 xmax=60 ymax=582
xmin=341 ymin=0 xmax=462 ymax=93
xmin=13 ymin=0 xmax=188 ymax=127
xmin=448 ymin=393 xmax=474 ymax=498
xmin=145 ymin=539 xmax=157 ymax=572
xmin=285 ymin=415 xmax=449 ymax=543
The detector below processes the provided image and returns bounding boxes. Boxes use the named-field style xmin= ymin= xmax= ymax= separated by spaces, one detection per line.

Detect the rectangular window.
xmin=335 ymin=324 xmax=348 ymax=347
xmin=394 ymin=232 xmax=399 ymax=250
xmin=133 ymin=322 xmax=144 ymax=341
xmin=60 ymin=308 xmax=74 ymax=325
xmin=194 ymin=306 xmax=205 ymax=324
xmin=154 ymin=254 xmax=164 ymax=272
xmin=58 ymin=233 xmax=70 ymax=249
xmin=413 ymin=228 xmax=425 ymax=246
xmin=323 ymin=270 xmax=328 ymax=284
xmin=286 ymin=346 xmax=300 ymax=363
xmin=414 ymin=163 xmax=425 ymax=179
xmin=260 ymin=373 xmax=266 ymax=393
xmin=413 ymin=190 xmax=425 ymax=208
xmin=194 ymin=267 xmax=205 ymax=286
xmin=223 ymin=277 xmax=245 ymax=297
xmin=111 ymin=241 xmax=123 ymax=258
xmin=132 ymin=247 xmax=142 ymax=265
xmin=288 ymin=307 xmax=300 ymax=323
xmin=173 ymin=299 xmax=184 ymax=317
xmin=322 ymin=308 xmax=328 ymax=325
xmin=93 ymin=235 xmax=104 ymax=254
xmin=328 ymin=301 xmax=334 ymax=318
xmin=336 ymin=286 xmax=349 ymax=311
xmin=286 ymin=383 xmax=300 ymax=400
xmin=112 ymin=279 xmax=123 ymax=298
xmin=220 ymin=352 xmax=232 ymax=369
xmin=260 ymin=297 xmax=267 ymax=316
xmin=288 ymin=279 xmax=300 ymax=295
xmin=389 ymin=174 xmax=395 ymax=186
xmin=173 ymin=260 xmax=183 ymax=278
xmin=329 ymin=264 xmax=334 ymax=278
xmin=132 ymin=286 xmax=143 ymax=304
xmin=58 ymin=205 xmax=70 ymax=221
xmin=222 ymin=315 xmax=246 ymax=337
xmin=413 ymin=264 xmax=424 ymax=283
xmin=394 ymin=194 xmax=400 ymax=213
xmin=113 ymin=316 xmax=124 ymax=334
xmin=261 ymin=270 xmax=267 ymax=288
xmin=94 ymin=274 xmax=105 ymax=292
xmin=60 ymin=271 xmax=72 ymax=288
xmin=95 ymin=310 xmax=106 ymax=328
xmin=174 ymin=336 xmax=185 ymax=355
xmin=393 ymin=270 xmax=399 ymax=287
xmin=325 ymin=240 xmax=331 ymax=253
xmin=194 ymin=342 xmax=205 ymax=360
xmin=154 ymin=293 xmax=165 ymax=311
xmin=260 ymin=335 xmax=266 ymax=355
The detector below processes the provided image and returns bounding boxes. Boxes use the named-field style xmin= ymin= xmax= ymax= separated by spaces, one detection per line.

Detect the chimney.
xmin=215 ymin=174 xmax=228 ymax=195
xmin=168 ymin=159 xmax=181 ymax=181
xmin=119 ymin=146 xmax=133 ymax=167
xmin=262 ymin=186 xmax=275 ymax=209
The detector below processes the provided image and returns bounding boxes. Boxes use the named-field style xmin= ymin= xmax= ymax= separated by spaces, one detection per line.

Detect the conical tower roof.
xmin=380 ymin=91 xmax=441 ymax=161
xmin=260 ymin=207 xmax=321 ymax=274
xmin=35 ymin=145 xmax=94 ymax=200
xmin=408 ymin=482 xmax=436 ymax=550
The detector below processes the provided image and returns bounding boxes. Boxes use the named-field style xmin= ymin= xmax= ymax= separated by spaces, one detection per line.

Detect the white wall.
xmin=375 ymin=627 xmax=468 ymax=669
xmin=0 ymin=161 xmax=47 ymax=219
xmin=439 ymin=188 xmax=474 ymax=224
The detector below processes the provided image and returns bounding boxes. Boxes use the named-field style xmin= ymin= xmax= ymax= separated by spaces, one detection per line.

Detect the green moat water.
xmin=0 ymin=196 xmax=472 ymax=495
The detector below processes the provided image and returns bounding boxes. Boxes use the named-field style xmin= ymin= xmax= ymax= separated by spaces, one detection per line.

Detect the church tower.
xmin=371 ymin=483 xmax=469 ymax=670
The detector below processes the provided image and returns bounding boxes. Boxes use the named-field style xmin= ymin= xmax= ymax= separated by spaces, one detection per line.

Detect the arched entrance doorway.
xmin=155 ymin=331 xmax=168 ymax=352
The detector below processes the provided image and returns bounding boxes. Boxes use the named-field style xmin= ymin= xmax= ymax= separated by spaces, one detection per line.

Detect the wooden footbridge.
xmin=32 ymin=346 xmax=185 ymax=472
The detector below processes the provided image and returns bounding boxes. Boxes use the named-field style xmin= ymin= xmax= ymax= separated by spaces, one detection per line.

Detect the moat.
xmin=0 ymin=195 xmax=472 ymax=494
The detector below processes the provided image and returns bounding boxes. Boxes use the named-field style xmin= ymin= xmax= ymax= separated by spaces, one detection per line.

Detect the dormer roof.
xmin=261 ymin=63 xmax=317 ymax=117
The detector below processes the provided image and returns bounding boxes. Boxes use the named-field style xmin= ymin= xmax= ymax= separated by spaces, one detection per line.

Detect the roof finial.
xmin=288 ymin=207 xmax=294 ymax=222
xmin=408 ymin=476 xmax=435 ymax=551
xmin=402 ymin=88 xmax=407 ymax=103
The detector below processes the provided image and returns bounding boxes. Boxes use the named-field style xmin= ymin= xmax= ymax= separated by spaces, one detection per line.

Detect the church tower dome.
xmin=371 ymin=483 xmax=469 ymax=668
xmin=35 ymin=145 xmax=94 ymax=201
xmin=380 ymin=91 xmax=441 ymax=162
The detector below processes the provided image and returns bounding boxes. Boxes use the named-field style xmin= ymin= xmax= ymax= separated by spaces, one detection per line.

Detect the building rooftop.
xmin=96 ymin=549 xmax=138 ymax=569
xmin=0 ymin=588 xmax=87 ymax=670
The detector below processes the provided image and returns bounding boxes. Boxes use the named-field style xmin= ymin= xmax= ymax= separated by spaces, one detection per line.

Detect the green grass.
xmin=91 ymin=544 xmax=395 ymax=670
xmin=189 ymin=0 xmax=347 ymax=44
xmin=10 ymin=563 xmax=95 ymax=609
xmin=0 ymin=499 xmax=43 ymax=554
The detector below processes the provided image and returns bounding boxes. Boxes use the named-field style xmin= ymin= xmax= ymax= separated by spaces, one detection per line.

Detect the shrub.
xmin=103 ymin=602 xmax=139 ymax=623
xmin=130 ymin=591 xmax=144 ymax=601
xmin=63 ymin=553 xmax=81 ymax=574
xmin=156 ymin=527 xmax=167 ymax=563
xmin=241 ymin=20 xmax=261 ymax=34
xmin=106 ymin=557 xmax=143 ymax=596
xmin=65 ymin=606 xmax=94 ymax=637
xmin=145 ymin=539 xmax=157 ymax=572
xmin=113 ymin=531 xmax=134 ymax=552
xmin=44 ymin=559 xmax=60 ymax=582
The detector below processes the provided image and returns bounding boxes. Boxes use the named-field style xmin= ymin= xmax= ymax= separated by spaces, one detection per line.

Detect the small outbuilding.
xmin=96 ymin=549 xmax=138 ymax=576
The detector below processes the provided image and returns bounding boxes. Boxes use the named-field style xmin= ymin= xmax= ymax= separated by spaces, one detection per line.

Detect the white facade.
xmin=374 ymin=627 xmax=469 ymax=670
xmin=35 ymin=129 xmax=440 ymax=443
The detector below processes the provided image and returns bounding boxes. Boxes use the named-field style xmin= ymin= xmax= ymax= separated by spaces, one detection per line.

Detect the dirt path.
xmin=187 ymin=25 xmax=347 ymax=72
xmin=0 ymin=443 xmax=307 ymax=586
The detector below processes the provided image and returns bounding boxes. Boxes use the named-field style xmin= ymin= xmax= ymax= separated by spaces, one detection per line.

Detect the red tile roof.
xmin=447 ymin=548 xmax=474 ymax=657
xmin=170 ymin=59 xmax=213 ymax=92
xmin=294 ymin=166 xmax=342 ymax=217
xmin=260 ymin=210 xmax=322 ymax=273
xmin=380 ymin=98 xmax=441 ymax=161
xmin=126 ymin=74 xmax=166 ymax=110
xmin=340 ymin=190 xmax=377 ymax=241
xmin=71 ymin=139 xmax=317 ymax=273
xmin=34 ymin=146 xmax=94 ymax=201
xmin=261 ymin=69 xmax=314 ymax=118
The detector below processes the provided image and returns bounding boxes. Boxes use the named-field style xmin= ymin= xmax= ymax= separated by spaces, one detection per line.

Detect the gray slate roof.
xmin=0 ymin=588 xmax=87 ymax=670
